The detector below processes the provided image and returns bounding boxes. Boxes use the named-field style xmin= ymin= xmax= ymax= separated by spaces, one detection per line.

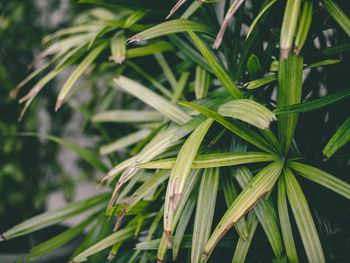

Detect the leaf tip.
xmin=107 ymin=251 xmax=116 ymax=261
xmin=165 ymin=230 xmax=172 ymax=247
xmin=157 ymin=258 xmax=164 ymax=263
xmin=322 ymin=153 xmax=329 ymax=162
xmin=126 ymin=36 xmax=140 ymax=45
xmin=55 ymin=99 xmax=63 ymax=112
xmin=201 ymin=250 xmax=209 ymax=260
xmin=0 ymin=234 xmax=6 ymax=242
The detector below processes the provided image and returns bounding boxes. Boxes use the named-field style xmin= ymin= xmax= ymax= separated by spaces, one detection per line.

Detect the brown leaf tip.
xmin=165 ymin=230 xmax=172 ymax=247
xmin=107 ymin=251 xmax=116 ymax=261
xmin=201 ymin=250 xmax=209 ymax=260
xmin=55 ymin=99 xmax=63 ymax=112
xmin=126 ymin=36 xmax=140 ymax=45
xmin=157 ymin=258 xmax=164 ymax=263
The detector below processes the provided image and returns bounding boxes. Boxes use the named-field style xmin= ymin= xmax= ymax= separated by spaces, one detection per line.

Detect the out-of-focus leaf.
xmin=322 ymin=116 xmax=350 ymax=159
xmin=55 ymin=41 xmax=108 ymax=111
xmin=71 ymin=225 xmax=137 ymax=263
xmin=26 ymin=211 xmax=99 ymax=261
xmin=92 ymin=110 xmax=164 ymax=123
xmin=14 ymin=132 xmax=108 ymax=173
xmin=1 ymin=193 xmax=109 ymax=241
xmin=110 ymin=31 xmax=126 ymax=64
xmin=99 ymin=129 xmax=151 ymax=155
xmin=114 ymin=76 xmax=191 ymax=125
xmin=127 ymin=19 xmax=215 ymax=43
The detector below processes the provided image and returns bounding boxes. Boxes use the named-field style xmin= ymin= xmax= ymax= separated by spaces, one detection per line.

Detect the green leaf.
xmin=1 ymin=193 xmax=109 ymax=241
xmin=322 ymin=0 xmax=350 ymax=37
xmin=274 ymin=88 xmax=350 ymax=115
xmin=234 ymin=167 xmax=283 ymax=259
xmin=322 ymin=42 xmax=350 ymax=54
xmin=231 ymin=211 xmax=259 ymax=263
xmin=114 ymin=76 xmax=191 ymax=125
xmin=277 ymin=54 xmax=303 ymax=155
xmin=126 ymin=42 xmax=175 ymax=59
xmin=280 ymin=0 xmax=302 ymax=58
xmin=244 ymin=74 xmax=276 ymax=90
xmin=304 ymin=59 xmax=341 ymax=69
xmin=26 ymin=211 xmax=99 ymax=261
xmin=218 ymin=99 xmax=277 ymax=130
xmin=191 ymin=168 xmax=219 ymax=263
xmin=99 ymin=129 xmax=151 ymax=155
xmin=110 ymin=31 xmax=126 ymax=64
xmin=55 ymin=41 xmax=108 ymax=111
xmin=127 ymin=19 xmax=215 ymax=43
xmin=124 ymin=9 xmax=149 ymax=28
xmin=222 ymin=173 xmax=248 ymax=240
xmin=247 ymin=54 xmax=262 ymax=79
xmin=164 ymin=118 xmax=213 ymax=242
xmin=179 ymin=101 xmax=274 ymax=153
xmin=288 ymin=161 xmax=350 ymax=199
xmin=171 ymin=71 xmax=190 ymax=104
xmin=173 ymin=191 xmax=196 ymax=260
xmin=246 ymin=0 xmax=277 ymax=40
xmin=125 ymin=61 xmax=172 ymax=99
xmin=14 ymin=132 xmax=109 ymax=173
xmin=92 ymin=110 xmax=164 ymax=123
xmin=138 ymin=152 xmax=277 ymax=169
xmin=186 ymin=28 xmax=243 ymax=99
xmin=323 ymin=116 xmax=350 ymax=159
xmin=294 ymin=0 xmax=313 ymax=54
xmin=284 ymin=168 xmax=325 ymax=263
xmin=71 ymin=225 xmax=137 ymax=263
xmin=203 ymin=160 xmax=284 ymax=260
xmin=277 ymin=175 xmax=298 ymax=263
xmin=194 ymin=66 xmax=210 ymax=99
xmin=154 ymin=52 xmax=178 ymax=91
xmin=158 ymin=169 xmax=200 ymax=261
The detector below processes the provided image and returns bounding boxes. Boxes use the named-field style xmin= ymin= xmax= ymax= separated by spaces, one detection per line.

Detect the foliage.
xmin=2 ymin=0 xmax=350 ymax=262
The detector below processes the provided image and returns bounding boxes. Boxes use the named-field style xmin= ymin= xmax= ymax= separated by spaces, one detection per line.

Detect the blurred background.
xmin=0 ymin=1 xmax=107 ymax=262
